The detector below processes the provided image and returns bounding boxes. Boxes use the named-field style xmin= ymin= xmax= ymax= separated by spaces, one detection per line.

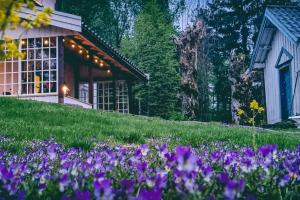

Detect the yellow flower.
xmin=250 ymin=100 xmax=259 ymax=110
xmin=258 ymin=107 xmax=265 ymax=113
xmin=237 ymin=108 xmax=245 ymax=116
xmin=248 ymin=118 xmax=255 ymax=124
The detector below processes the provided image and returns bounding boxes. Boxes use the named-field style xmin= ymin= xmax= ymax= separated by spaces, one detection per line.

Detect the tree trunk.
xmin=174 ymin=20 xmax=207 ymax=120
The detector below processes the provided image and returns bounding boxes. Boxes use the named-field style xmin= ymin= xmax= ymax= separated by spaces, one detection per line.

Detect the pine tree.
xmin=121 ymin=0 xmax=181 ymax=119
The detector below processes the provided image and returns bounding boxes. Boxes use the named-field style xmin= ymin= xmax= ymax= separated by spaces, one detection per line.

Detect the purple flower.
xmin=136 ymin=188 xmax=162 ymax=200
xmin=121 ymin=179 xmax=135 ymax=192
xmin=224 ymin=179 xmax=245 ymax=200
xmin=175 ymin=146 xmax=197 ymax=172
xmin=218 ymin=172 xmax=230 ymax=185
xmin=75 ymin=190 xmax=91 ymax=200
xmin=258 ymin=144 xmax=277 ymax=157
xmin=94 ymin=179 xmax=114 ymax=200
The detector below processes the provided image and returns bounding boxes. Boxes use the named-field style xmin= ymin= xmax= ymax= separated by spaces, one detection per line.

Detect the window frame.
xmin=0 ymin=37 xmax=59 ymax=97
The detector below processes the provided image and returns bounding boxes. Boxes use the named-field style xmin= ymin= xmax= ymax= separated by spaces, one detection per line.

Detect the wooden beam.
xmin=111 ymin=68 xmax=117 ymax=111
xmin=74 ymin=64 xmax=79 ymax=99
xmin=127 ymin=80 xmax=134 ymax=114
xmin=58 ymin=36 xmax=65 ymax=104
xmin=88 ymin=66 xmax=94 ymax=105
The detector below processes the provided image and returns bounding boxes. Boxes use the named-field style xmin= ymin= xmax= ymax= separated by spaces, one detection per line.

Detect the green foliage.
xmin=60 ymin=0 xmax=141 ymax=48
xmin=200 ymin=0 xmax=292 ymax=122
xmin=121 ymin=0 xmax=181 ymax=119
xmin=1 ymin=98 xmax=300 ymax=154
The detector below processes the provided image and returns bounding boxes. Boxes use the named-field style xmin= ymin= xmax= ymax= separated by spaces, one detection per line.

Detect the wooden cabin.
xmin=250 ymin=5 xmax=300 ymax=124
xmin=0 ymin=0 xmax=148 ymax=114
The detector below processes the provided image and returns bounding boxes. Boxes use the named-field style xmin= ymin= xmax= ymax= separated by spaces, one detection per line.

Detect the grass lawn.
xmin=1 ymin=97 xmax=300 ymax=153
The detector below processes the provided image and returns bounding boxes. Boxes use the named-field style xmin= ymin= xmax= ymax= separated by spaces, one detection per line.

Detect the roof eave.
xmin=265 ymin=9 xmax=298 ymax=43
xmin=81 ymin=25 xmax=147 ymax=81
xmin=250 ymin=17 xmax=268 ymax=70
xmin=19 ymin=6 xmax=82 ymax=32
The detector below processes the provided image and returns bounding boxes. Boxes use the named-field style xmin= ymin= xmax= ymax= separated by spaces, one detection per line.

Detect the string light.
xmin=63 ymin=39 xmax=65 ymax=42
xmin=100 ymin=62 xmax=104 ymax=67
xmin=44 ymin=39 xmax=49 ymax=45
xmin=94 ymin=59 xmax=98 ymax=63
xmin=71 ymin=44 xmax=76 ymax=48
xmin=79 ymin=49 xmax=83 ymax=54
xmin=86 ymin=55 xmax=90 ymax=59
xmin=107 ymin=69 xmax=111 ymax=73
xmin=21 ymin=40 xmax=26 ymax=45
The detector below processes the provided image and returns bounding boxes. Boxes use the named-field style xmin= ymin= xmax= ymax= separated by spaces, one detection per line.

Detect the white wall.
xmin=264 ymin=31 xmax=300 ymax=123
xmin=19 ymin=95 xmax=58 ymax=103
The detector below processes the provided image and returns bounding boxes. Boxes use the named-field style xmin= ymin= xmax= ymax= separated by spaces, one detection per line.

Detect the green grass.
xmin=0 ymin=97 xmax=300 ymax=153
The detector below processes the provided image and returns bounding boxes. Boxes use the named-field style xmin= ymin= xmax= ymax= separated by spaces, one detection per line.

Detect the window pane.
xmin=50 ymin=82 xmax=56 ymax=93
xmin=43 ymin=38 xmax=50 ymax=47
xmin=50 ymin=48 xmax=56 ymax=58
xmin=0 ymin=74 xmax=4 ymax=84
xmin=43 ymin=49 xmax=49 ymax=59
xmin=43 ymin=60 xmax=49 ymax=70
xmin=28 ymin=72 xmax=34 ymax=82
xmin=36 ymin=38 xmax=42 ymax=48
xmin=21 ymin=72 xmax=27 ymax=83
xmin=28 ymin=38 xmax=35 ymax=48
xmin=12 ymin=84 xmax=18 ymax=95
xmin=21 ymin=84 xmax=27 ymax=94
xmin=0 ymin=62 xmax=4 ymax=74
xmin=43 ymin=82 xmax=50 ymax=93
xmin=28 ymin=61 xmax=34 ymax=71
xmin=43 ymin=71 xmax=49 ymax=81
xmin=28 ymin=49 xmax=34 ymax=60
xmin=0 ymin=85 xmax=4 ymax=95
xmin=50 ymin=37 xmax=56 ymax=47
xmin=13 ymin=73 xmax=18 ymax=84
xmin=13 ymin=62 xmax=18 ymax=72
xmin=36 ymin=60 xmax=42 ymax=70
xmin=21 ymin=39 xmax=27 ymax=49
xmin=28 ymin=83 xmax=34 ymax=94
xmin=36 ymin=49 xmax=42 ymax=59
xmin=50 ymin=71 xmax=56 ymax=81
xmin=21 ymin=61 xmax=27 ymax=71
xmin=6 ymin=62 xmax=12 ymax=73
xmin=50 ymin=59 xmax=56 ymax=70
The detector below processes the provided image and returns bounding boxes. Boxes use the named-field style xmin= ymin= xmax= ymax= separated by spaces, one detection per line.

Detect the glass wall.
xmin=20 ymin=37 xmax=58 ymax=95
xmin=116 ymin=80 xmax=129 ymax=113
xmin=92 ymin=81 xmax=129 ymax=113
xmin=0 ymin=44 xmax=19 ymax=96
xmin=0 ymin=37 xmax=58 ymax=96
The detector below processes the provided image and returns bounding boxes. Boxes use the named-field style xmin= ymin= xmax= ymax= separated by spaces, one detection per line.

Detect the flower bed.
xmin=0 ymin=137 xmax=300 ymax=199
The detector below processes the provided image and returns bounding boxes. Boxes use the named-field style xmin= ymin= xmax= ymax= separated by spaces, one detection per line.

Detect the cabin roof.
xmin=80 ymin=23 xmax=148 ymax=81
xmin=250 ymin=6 xmax=300 ymax=70
xmin=18 ymin=5 xmax=148 ymax=81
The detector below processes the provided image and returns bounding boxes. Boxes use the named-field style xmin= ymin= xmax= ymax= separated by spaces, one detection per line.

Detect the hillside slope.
xmin=0 ymin=97 xmax=300 ymax=152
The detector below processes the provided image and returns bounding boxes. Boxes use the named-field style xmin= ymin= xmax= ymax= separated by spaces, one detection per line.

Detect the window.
xmin=95 ymin=81 xmax=114 ymax=111
xmin=116 ymin=80 xmax=129 ymax=113
xmin=92 ymin=80 xmax=129 ymax=113
xmin=79 ymin=83 xmax=89 ymax=103
xmin=20 ymin=37 xmax=58 ymax=95
xmin=0 ymin=43 xmax=19 ymax=96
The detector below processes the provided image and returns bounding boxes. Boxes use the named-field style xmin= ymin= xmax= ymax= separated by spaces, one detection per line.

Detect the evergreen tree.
xmin=199 ymin=0 xmax=292 ymax=122
xmin=59 ymin=0 xmax=141 ymax=48
xmin=121 ymin=0 xmax=181 ymax=119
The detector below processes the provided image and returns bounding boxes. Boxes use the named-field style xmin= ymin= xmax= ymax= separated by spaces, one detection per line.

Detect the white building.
xmin=251 ymin=5 xmax=300 ymax=124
